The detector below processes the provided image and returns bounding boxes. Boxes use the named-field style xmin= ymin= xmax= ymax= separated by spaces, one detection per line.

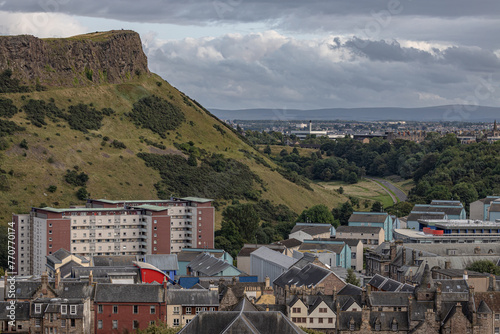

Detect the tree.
xmin=76 ymin=187 xmax=88 ymax=200
xmin=222 ymin=204 xmax=260 ymax=242
xmin=345 ymin=268 xmax=360 ymax=286
xmin=263 ymin=145 xmax=272 ymax=155
xmin=292 ymin=147 xmax=299 ymax=155
xmin=137 ymin=322 xmax=182 ymax=334
xmin=337 ymin=201 xmax=354 ymax=226
xmin=298 ymin=204 xmax=335 ymax=225
xmin=371 ymin=201 xmax=383 ymax=212
xmin=187 ymin=154 xmax=197 ymax=166
xmin=466 ymin=260 xmax=500 ymax=276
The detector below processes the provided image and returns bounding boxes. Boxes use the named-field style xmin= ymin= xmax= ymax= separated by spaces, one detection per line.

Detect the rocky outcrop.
xmin=0 ymin=30 xmax=149 ymax=88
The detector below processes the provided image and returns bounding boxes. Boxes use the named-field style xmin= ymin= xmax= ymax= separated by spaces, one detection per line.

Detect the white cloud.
xmin=144 ymin=31 xmax=500 ymax=109
xmin=0 ymin=11 xmax=87 ymax=37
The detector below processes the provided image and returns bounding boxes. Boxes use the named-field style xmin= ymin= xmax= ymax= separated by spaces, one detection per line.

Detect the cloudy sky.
xmin=1 ymin=0 xmax=499 ymax=110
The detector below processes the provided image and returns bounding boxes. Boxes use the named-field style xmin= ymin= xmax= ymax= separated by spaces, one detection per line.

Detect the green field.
xmin=318 ymin=178 xmax=395 ymax=209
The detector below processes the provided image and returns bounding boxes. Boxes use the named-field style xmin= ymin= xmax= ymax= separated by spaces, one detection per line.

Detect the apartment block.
xmin=12 ymin=197 xmax=214 ymax=276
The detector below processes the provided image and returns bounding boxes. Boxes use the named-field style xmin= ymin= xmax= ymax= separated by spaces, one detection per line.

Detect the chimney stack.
xmin=41 ymin=271 xmax=49 ymax=295
xmin=89 ymin=270 xmax=93 ymax=286
xmin=445 ymin=260 xmax=451 ymax=269
xmin=55 ymin=268 xmax=61 ymax=289
xmin=265 ymin=276 xmax=270 ymax=289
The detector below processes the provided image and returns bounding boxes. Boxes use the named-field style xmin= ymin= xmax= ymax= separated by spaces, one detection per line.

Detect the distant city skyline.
xmin=1 ymin=0 xmax=499 ymax=112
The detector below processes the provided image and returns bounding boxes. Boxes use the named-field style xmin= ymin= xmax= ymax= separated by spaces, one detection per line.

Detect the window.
xmin=173 ymin=319 xmax=180 ymax=326
xmin=98 ymin=305 xmax=103 ymax=313
xmin=392 ymin=322 xmax=398 ymax=331
xmin=319 ymin=308 xmax=327 ymax=313
xmin=113 ymin=305 xmax=118 ymax=314
xmin=196 ymin=307 xmax=201 ymax=314
xmin=97 ymin=320 xmax=102 ymax=329
xmin=112 ymin=320 xmax=118 ymax=329
xmin=496 ymin=314 xmax=500 ymax=320
xmin=210 ymin=307 xmax=215 ymax=311
xmin=328 ymin=318 xmax=333 ymax=324
xmin=133 ymin=320 xmax=139 ymax=329
xmin=35 ymin=304 xmax=42 ymax=313
xmin=35 ymin=318 xmax=41 ymax=327
xmin=186 ymin=307 xmax=192 ymax=314
xmin=150 ymin=306 xmax=156 ymax=314
xmin=61 ymin=305 xmax=67 ymax=314
xmin=70 ymin=305 xmax=77 ymax=315
xmin=495 ymin=328 xmax=499 ymax=334
xmin=318 ymin=318 xmax=323 ymax=324
xmin=173 ymin=306 xmax=180 ymax=314
xmin=375 ymin=323 xmax=381 ymax=331
xmin=71 ymin=319 xmax=76 ymax=328
xmin=150 ymin=321 xmax=155 ymax=326
xmin=61 ymin=319 xmax=66 ymax=328
xmin=292 ymin=307 xmax=300 ymax=313
xmin=49 ymin=230 xmax=52 ymax=234
xmin=309 ymin=318 xmax=314 ymax=323
xmin=133 ymin=305 xmax=138 ymax=314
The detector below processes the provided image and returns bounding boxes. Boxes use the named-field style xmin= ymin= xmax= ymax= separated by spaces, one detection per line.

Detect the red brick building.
xmin=94 ymin=283 xmax=166 ymax=333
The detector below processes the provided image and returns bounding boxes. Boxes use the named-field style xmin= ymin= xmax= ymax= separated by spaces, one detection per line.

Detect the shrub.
xmin=47 ymin=185 xmax=57 ymax=193
xmin=64 ymin=169 xmax=89 ymax=187
xmin=0 ymin=69 xmax=31 ymax=93
xmin=129 ymin=95 xmax=185 ymax=137
xmin=111 ymin=140 xmax=126 ymax=149
xmin=0 ymin=120 xmax=25 ymax=137
xmin=19 ymin=139 xmax=28 ymax=149
xmin=0 ymin=98 xmax=18 ymax=118
xmin=66 ymin=104 xmax=103 ymax=132
xmin=22 ymin=99 xmax=63 ymax=127
xmin=76 ymin=187 xmax=88 ymax=200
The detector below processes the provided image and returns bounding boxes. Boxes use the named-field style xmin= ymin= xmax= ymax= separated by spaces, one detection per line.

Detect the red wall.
xmin=197 ymin=207 xmax=214 ymax=249
xmin=44 ymin=212 xmax=71 ymax=256
xmin=140 ymin=268 xmax=169 ymax=284
xmin=151 ymin=211 xmax=171 ymax=254
xmin=95 ymin=303 xmax=165 ymax=333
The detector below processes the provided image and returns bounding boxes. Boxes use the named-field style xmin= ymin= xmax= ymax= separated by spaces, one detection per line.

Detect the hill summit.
xmin=0 ymin=30 xmax=149 ymax=88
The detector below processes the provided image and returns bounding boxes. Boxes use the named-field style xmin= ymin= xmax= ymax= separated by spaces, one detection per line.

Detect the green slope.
xmin=0 ymin=73 xmax=346 ymax=226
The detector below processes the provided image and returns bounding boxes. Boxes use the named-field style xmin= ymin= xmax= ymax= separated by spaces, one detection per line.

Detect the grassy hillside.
xmin=0 ymin=73 xmax=345 ymax=226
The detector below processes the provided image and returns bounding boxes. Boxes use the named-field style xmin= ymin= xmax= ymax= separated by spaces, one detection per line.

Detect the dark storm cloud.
xmin=2 ymin=0 xmax=499 ymax=23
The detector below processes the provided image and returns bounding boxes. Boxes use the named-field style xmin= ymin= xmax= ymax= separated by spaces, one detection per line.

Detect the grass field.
xmin=318 ymin=178 xmax=395 ymax=209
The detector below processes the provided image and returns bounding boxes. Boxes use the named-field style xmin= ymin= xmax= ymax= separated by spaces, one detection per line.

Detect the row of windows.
xmin=97 ymin=319 xmax=155 ymax=330
xmin=34 ymin=304 xmax=77 ymax=315
xmin=34 ymin=318 xmax=76 ymax=328
xmin=97 ymin=305 xmax=156 ymax=314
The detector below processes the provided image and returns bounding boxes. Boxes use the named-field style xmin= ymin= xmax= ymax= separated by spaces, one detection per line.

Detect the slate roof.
xmin=179 ymin=311 xmax=305 ymax=334
xmin=489 ymin=202 xmax=500 ymax=212
xmin=368 ymin=274 xmax=388 ymax=289
xmin=142 ymin=254 xmax=179 ymax=271
xmin=336 ymin=226 xmax=382 ymax=234
xmin=348 ymin=213 xmax=388 ymax=224
xmin=430 ymin=200 xmax=462 ymax=206
xmin=12 ymin=281 xmax=42 ymax=299
xmin=407 ymin=212 xmax=447 ymax=221
xmin=412 ymin=205 xmax=464 ymax=216
xmin=0 ymin=301 xmax=30 ymax=320
xmin=337 ymin=311 xmax=362 ymax=331
xmin=94 ymin=284 xmax=164 ymax=303
xmin=291 ymin=253 xmax=317 ymax=269
xmin=49 ymin=248 xmax=72 ymax=262
xmin=474 ymin=292 xmax=500 ymax=313
xmin=238 ymin=245 xmax=285 ymax=257
xmin=165 ymin=289 xmax=219 ymax=306
xmin=72 ymin=266 xmax=139 ymax=281
xmin=331 ymin=238 xmax=363 ymax=247
xmin=187 ymin=253 xmax=236 ymax=276
xmin=232 ymin=295 xmax=259 ymax=312
xmin=477 ymin=300 xmax=492 ymax=313
xmin=290 ymin=225 xmax=332 ymax=237
xmin=177 ymin=250 xmax=225 ymax=262
xmin=250 ymin=247 xmax=297 ymax=269
xmin=368 ymin=292 xmax=410 ymax=307
xmin=298 ymin=242 xmax=345 ymax=254
xmin=273 ymin=263 xmax=339 ymax=289
xmin=338 ymin=284 xmax=363 ymax=296
xmin=55 ymin=281 xmax=95 ymax=299
xmin=92 ymin=255 xmax=138 ymax=267
xmin=368 ymin=311 xmax=409 ymax=331
xmin=274 ymin=238 xmax=302 ymax=249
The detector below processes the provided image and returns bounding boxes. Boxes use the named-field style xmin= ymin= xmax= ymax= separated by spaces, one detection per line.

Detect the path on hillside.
xmin=366 ymin=177 xmax=408 ymax=203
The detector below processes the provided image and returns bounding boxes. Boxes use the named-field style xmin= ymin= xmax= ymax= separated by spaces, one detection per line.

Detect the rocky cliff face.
xmin=0 ymin=30 xmax=149 ymax=87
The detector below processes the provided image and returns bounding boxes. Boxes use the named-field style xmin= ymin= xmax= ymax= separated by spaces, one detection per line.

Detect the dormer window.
xmin=35 ymin=304 xmax=42 ymax=313
xmin=61 ymin=305 xmax=67 ymax=314
xmin=70 ymin=305 xmax=77 ymax=315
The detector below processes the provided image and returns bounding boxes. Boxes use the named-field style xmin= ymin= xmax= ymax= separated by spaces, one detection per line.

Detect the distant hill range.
xmin=210 ymin=105 xmax=500 ymax=122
